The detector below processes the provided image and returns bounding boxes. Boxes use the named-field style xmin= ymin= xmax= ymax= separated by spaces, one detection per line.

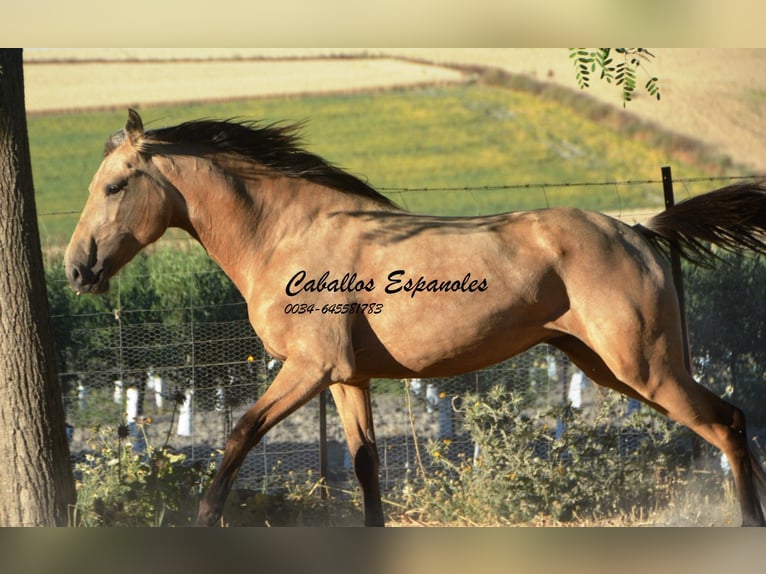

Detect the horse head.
xmin=64 ymin=110 xmax=176 ymax=294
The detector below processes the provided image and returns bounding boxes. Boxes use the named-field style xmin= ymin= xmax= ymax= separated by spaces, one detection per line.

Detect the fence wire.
xmin=56 ymin=300 xmax=581 ymax=494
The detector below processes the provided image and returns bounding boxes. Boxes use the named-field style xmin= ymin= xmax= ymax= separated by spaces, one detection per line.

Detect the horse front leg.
xmin=196 ymin=362 xmax=328 ymax=526
xmin=328 ymin=381 xmax=385 ymax=526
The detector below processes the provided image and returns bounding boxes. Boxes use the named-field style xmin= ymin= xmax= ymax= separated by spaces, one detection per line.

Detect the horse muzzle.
xmin=66 ymin=261 xmax=111 ymax=295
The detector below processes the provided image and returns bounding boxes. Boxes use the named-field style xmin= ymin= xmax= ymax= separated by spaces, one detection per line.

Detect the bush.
xmin=70 ymin=419 xmax=216 ymax=527
xmin=398 ymin=386 xmax=691 ymax=525
xmin=685 ymin=252 xmax=766 ymax=429
xmin=70 ymin=418 xmax=361 ymax=527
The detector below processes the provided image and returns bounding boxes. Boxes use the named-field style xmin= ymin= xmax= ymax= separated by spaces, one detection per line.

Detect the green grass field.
xmin=31 ymin=82 xmax=726 ymax=248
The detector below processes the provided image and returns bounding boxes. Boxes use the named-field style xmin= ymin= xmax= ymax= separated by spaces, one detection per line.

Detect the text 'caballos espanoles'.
xmin=285 ymin=270 xmax=488 ymax=298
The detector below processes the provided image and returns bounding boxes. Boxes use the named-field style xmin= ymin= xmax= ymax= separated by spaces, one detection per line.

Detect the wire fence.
xmin=55 ymin=292 xmax=585 ymax=495
xmin=46 ymin=172 xmax=764 ymax=497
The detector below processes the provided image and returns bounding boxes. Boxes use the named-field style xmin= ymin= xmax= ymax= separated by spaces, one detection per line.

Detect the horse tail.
xmin=634 ymin=181 xmax=766 ymax=266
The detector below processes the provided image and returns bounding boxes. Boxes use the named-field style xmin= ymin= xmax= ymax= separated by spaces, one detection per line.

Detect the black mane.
xmin=108 ymin=118 xmax=395 ymax=207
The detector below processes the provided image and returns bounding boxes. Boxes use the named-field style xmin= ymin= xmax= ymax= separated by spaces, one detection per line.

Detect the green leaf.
xmin=570 ymin=48 xmax=661 ymax=106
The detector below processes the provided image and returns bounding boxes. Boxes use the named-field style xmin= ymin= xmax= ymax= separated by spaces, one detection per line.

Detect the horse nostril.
xmin=67 ymin=264 xmax=83 ymax=290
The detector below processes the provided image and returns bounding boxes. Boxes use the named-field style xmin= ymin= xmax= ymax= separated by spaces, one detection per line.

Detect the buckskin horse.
xmin=65 ymin=110 xmax=766 ymax=526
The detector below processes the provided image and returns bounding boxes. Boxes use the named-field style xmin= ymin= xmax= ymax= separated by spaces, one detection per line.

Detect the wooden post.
xmin=661 ymin=166 xmax=693 ymax=374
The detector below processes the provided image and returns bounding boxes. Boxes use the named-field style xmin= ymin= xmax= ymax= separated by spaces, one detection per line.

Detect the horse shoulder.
xmin=247 ymin=295 xmax=359 ymax=381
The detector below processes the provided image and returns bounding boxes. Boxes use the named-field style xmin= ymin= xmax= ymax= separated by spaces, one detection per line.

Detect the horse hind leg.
xmin=659 ymin=381 xmax=765 ymax=526
xmin=549 ymin=334 xmax=766 ymax=526
xmin=328 ymin=381 xmax=385 ymax=526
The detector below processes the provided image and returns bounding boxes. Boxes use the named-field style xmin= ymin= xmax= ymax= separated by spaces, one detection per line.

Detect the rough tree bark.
xmin=0 ymin=48 xmax=75 ymax=525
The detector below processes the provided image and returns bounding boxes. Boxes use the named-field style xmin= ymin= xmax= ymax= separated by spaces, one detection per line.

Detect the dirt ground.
xmin=23 ymin=48 xmax=766 ymax=173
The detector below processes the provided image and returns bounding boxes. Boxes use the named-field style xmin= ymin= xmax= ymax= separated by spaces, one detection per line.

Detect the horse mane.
xmin=106 ymin=118 xmax=396 ymax=207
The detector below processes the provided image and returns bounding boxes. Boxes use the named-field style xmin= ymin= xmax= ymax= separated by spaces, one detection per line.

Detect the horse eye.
xmin=105 ymin=181 xmax=127 ymax=196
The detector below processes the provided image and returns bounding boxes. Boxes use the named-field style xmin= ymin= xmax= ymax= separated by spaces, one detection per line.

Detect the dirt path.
xmin=23 ymin=56 xmax=468 ymax=113
xmin=23 ymin=48 xmax=766 ymax=172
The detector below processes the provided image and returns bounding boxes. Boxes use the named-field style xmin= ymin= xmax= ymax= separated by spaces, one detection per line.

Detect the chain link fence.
xmin=54 ymin=276 xmax=588 ymax=495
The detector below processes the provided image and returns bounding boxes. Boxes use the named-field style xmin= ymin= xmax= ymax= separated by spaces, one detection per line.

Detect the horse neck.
xmin=157 ymin=154 xmax=393 ymax=298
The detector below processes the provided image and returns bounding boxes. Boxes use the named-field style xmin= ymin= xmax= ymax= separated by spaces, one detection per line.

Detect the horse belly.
xmin=351 ymin=295 xmax=560 ymax=379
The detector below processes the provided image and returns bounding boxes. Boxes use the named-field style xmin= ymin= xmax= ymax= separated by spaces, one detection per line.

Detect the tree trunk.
xmin=0 ymin=48 xmax=76 ymax=525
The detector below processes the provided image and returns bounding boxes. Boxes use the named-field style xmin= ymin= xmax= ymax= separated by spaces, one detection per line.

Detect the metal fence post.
xmin=662 ymin=166 xmax=702 ymax=465
xmin=661 ymin=166 xmax=693 ymax=374
xmin=319 ymin=389 xmax=328 ymax=499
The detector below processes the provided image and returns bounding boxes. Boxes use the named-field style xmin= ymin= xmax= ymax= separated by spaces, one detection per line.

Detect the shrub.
xmin=398 ymin=386 xmax=691 ymax=525
xmin=70 ymin=419 xmax=216 ymax=527
xmin=70 ymin=420 xmax=361 ymax=527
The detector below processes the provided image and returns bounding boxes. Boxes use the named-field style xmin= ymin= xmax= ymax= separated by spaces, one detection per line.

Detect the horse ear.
xmin=125 ymin=109 xmax=144 ymax=144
